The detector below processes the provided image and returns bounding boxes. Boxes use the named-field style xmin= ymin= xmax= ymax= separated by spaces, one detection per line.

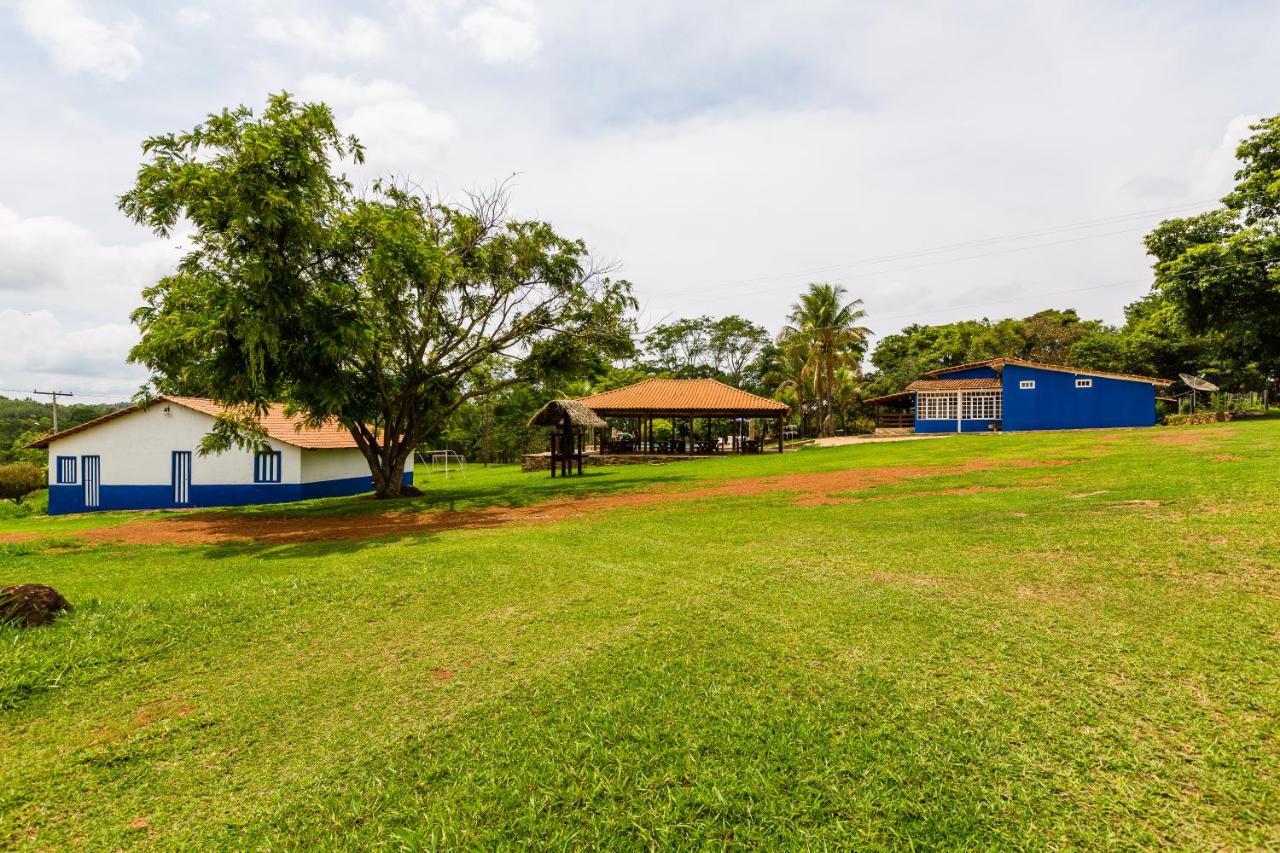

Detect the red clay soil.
xmin=4 ymin=459 xmax=1067 ymax=547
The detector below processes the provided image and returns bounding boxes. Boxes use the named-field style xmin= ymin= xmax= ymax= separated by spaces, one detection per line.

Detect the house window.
xmin=1075 ymin=378 xmax=1093 ymax=388
xmin=254 ymin=450 xmax=282 ymax=483
xmin=962 ymin=391 xmax=1002 ymax=420
xmin=1019 ymin=380 xmax=1035 ymax=390
xmin=917 ymin=392 xmax=958 ymax=420
xmin=56 ymin=456 xmax=77 ymax=484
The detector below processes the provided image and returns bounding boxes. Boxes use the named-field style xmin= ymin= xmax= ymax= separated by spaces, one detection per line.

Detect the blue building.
xmin=865 ymin=358 xmax=1172 ymax=434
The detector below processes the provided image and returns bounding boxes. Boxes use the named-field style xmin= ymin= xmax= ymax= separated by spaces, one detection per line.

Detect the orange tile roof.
xmin=577 ymin=378 xmax=789 ymax=415
xmin=927 ymin=357 xmax=1173 ymax=386
xmin=27 ymin=395 xmax=359 ymax=449
xmin=905 ymin=378 xmax=1002 ymax=392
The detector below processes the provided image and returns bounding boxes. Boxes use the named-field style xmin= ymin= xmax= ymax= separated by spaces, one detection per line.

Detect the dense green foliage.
xmin=777 ymin=283 xmax=870 ymax=436
xmin=120 ymin=94 xmax=634 ymax=496
xmin=866 ymin=308 xmax=1100 ymax=395
xmin=640 ymin=315 xmax=770 ymax=386
xmin=0 ymin=396 xmax=122 ymax=465
xmin=0 ymin=463 xmax=44 ymax=503
xmin=1144 ymin=114 xmax=1280 ymax=380
xmin=2 ymin=421 xmax=1277 ymax=846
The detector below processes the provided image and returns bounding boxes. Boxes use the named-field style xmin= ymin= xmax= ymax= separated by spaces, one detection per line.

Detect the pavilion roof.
xmin=576 ymin=378 xmax=789 ymax=417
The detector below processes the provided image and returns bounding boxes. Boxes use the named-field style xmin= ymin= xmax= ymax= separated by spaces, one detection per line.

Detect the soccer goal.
xmin=416 ymin=449 xmax=467 ymax=478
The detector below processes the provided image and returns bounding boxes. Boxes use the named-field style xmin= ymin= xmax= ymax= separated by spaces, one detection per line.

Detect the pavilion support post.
xmin=778 ymin=415 xmax=784 ymax=453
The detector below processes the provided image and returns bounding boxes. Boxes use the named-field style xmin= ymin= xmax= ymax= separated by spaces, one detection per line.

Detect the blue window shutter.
xmin=254 ymin=449 xmax=282 ymax=483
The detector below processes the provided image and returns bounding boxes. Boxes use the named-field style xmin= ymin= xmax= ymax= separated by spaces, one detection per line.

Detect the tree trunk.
xmin=353 ymin=433 xmax=420 ymax=499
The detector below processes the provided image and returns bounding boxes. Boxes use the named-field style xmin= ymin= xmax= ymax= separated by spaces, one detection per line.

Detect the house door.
xmin=172 ymin=451 xmax=192 ymax=506
xmin=82 ymin=455 xmax=100 ymax=509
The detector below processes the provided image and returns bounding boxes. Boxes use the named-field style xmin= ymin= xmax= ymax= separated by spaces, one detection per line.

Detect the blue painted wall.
xmin=48 ymin=471 xmax=414 ymax=515
xmin=910 ymin=364 xmax=1158 ymax=433
xmin=914 ymin=418 xmax=995 ymax=434
xmin=1001 ymin=364 xmax=1156 ymax=431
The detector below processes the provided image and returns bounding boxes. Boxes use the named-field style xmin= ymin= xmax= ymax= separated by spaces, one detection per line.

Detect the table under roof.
xmin=575 ymin=378 xmax=790 ymax=454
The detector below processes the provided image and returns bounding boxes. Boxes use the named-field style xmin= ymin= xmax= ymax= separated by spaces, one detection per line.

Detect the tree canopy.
xmin=777 ymin=284 xmax=870 ymax=436
xmin=121 ymin=94 xmax=634 ymax=497
xmin=640 ymin=315 xmax=770 ymax=386
xmin=1144 ymin=114 xmax=1280 ymax=380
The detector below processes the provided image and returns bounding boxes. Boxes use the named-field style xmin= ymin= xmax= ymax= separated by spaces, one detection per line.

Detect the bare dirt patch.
xmin=4 ymin=458 xmax=1073 ymax=547
xmin=1209 ymin=454 xmax=1243 ymax=462
xmin=1152 ymin=427 xmax=1233 ymax=448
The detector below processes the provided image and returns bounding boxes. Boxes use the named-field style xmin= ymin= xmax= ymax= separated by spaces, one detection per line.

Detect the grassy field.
xmin=2 ymin=421 xmax=1278 ymax=848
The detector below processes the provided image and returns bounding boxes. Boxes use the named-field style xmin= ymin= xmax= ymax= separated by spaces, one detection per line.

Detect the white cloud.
xmin=0 ymin=309 xmax=145 ymax=394
xmin=252 ymin=12 xmax=387 ymax=61
xmin=0 ymin=205 xmax=178 ymax=296
xmin=451 ymin=1 xmax=541 ymax=64
xmin=174 ymin=5 xmax=213 ymax=28
xmin=1193 ymin=114 xmax=1260 ymax=199
xmin=297 ymin=75 xmax=457 ymax=168
xmin=16 ymin=0 xmax=142 ymax=81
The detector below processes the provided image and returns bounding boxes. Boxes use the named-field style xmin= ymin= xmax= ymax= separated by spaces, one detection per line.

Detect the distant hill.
xmin=0 ymin=395 xmax=127 ymax=465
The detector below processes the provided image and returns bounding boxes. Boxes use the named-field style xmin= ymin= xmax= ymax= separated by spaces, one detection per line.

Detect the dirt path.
xmin=4 ymin=459 xmax=1065 ymax=547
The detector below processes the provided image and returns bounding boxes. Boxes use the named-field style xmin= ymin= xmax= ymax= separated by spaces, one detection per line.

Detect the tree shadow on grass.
xmin=214 ymin=469 xmax=700 ymax=522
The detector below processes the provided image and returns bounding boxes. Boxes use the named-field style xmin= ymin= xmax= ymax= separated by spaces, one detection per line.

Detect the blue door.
xmin=172 ymin=451 xmax=192 ymax=506
xmin=82 ymin=455 xmax=100 ymax=509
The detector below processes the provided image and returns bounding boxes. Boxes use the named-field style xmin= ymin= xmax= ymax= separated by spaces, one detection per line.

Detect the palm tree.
xmin=778 ymin=283 xmax=870 ymax=437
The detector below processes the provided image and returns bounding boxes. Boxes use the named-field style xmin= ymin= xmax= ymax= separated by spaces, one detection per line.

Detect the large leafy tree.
xmin=1145 ymin=114 xmax=1280 ymax=378
xmin=707 ymin=315 xmax=770 ymax=386
xmin=121 ymin=94 xmax=634 ymax=497
xmin=777 ymin=283 xmax=870 ymax=437
xmin=641 ymin=314 xmax=769 ymax=384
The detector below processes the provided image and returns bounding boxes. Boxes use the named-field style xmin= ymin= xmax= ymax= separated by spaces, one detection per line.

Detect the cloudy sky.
xmin=1 ymin=0 xmax=1277 ymax=400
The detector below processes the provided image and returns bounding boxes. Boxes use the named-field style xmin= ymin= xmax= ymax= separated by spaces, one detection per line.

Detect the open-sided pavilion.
xmin=576 ymin=378 xmax=790 ymax=455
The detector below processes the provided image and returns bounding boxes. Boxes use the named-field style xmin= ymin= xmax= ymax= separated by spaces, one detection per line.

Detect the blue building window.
xmin=56 ymin=456 xmax=77 ymax=484
xmin=254 ymin=450 xmax=282 ymax=483
xmin=1075 ymin=378 xmax=1093 ymax=388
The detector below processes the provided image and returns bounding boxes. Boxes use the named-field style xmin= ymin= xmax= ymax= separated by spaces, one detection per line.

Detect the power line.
xmin=869 ymin=253 xmax=1278 ymax=326
xmin=0 ymin=387 xmax=136 ymax=400
xmin=650 ymin=199 xmax=1217 ymax=301
xmin=678 ymin=224 xmax=1154 ymax=308
xmin=29 ymin=390 xmax=74 ymax=433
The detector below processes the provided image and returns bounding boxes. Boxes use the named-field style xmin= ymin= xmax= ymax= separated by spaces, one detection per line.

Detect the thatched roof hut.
xmin=527 ymin=399 xmax=608 ymax=430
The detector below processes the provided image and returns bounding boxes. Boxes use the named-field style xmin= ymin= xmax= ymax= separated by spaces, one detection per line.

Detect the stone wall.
xmin=1161 ymin=411 xmax=1238 ymax=426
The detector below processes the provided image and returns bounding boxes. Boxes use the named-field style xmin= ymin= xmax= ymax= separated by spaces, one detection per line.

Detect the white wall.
xmin=299 ymin=448 xmax=413 ymax=483
xmin=47 ymin=402 xmax=302 ymax=487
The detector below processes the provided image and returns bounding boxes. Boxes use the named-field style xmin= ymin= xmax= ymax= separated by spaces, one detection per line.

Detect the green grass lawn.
xmin=2 ymin=422 xmax=1278 ymax=848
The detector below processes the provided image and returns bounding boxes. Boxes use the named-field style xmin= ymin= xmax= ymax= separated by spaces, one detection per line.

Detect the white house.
xmin=28 ymin=396 xmax=412 ymax=515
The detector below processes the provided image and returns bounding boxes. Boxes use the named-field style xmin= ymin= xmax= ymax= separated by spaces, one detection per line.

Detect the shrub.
xmin=0 ymin=463 xmax=45 ymax=504
xmin=849 ymin=417 xmax=877 ymax=435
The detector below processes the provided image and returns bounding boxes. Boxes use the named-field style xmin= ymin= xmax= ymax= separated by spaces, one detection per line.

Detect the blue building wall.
xmin=1000 ymin=364 xmax=1156 ymax=431
xmin=48 ymin=470 xmax=414 ymax=515
xmin=910 ymin=363 xmax=1158 ymax=433
xmin=914 ymin=417 xmax=994 ymax=434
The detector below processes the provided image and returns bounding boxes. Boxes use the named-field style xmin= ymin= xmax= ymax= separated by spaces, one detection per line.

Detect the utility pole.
xmin=32 ymin=389 xmax=74 ymax=433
